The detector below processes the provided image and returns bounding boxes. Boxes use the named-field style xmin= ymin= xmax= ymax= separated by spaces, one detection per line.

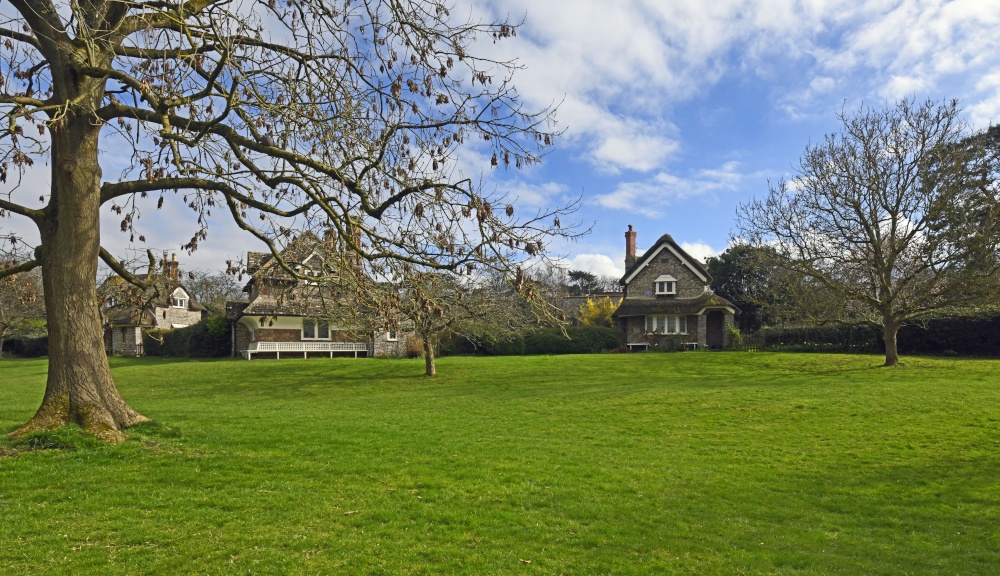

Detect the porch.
xmin=240 ymin=341 xmax=369 ymax=359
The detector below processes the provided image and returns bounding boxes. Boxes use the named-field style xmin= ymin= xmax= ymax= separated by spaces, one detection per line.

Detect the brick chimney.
xmin=161 ymin=252 xmax=179 ymax=281
xmin=625 ymin=225 xmax=637 ymax=270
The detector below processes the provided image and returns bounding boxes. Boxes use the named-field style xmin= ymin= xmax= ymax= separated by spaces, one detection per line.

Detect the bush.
xmin=762 ymin=325 xmax=882 ymax=354
xmin=761 ymin=316 xmax=1000 ymax=357
xmin=2 ymin=336 xmax=48 ymax=358
xmin=644 ymin=334 xmax=688 ymax=352
xmin=481 ymin=333 xmax=526 ymax=356
xmin=522 ymin=326 xmax=623 ymax=355
xmin=405 ymin=335 xmax=425 ymax=358
xmin=143 ymin=315 xmax=230 ymax=358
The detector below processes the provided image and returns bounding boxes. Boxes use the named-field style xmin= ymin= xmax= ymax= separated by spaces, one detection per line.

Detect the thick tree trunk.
xmin=9 ymin=118 xmax=147 ymax=442
xmin=883 ymin=322 xmax=901 ymax=367
xmin=423 ymin=338 xmax=436 ymax=377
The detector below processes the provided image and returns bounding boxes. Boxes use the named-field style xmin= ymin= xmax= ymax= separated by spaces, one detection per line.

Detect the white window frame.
xmin=386 ymin=329 xmax=398 ymax=342
xmin=171 ymin=287 xmax=189 ymax=309
xmin=654 ymin=275 xmax=677 ymax=296
xmin=644 ymin=314 xmax=687 ymax=335
xmin=302 ymin=318 xmax=331 ymax=340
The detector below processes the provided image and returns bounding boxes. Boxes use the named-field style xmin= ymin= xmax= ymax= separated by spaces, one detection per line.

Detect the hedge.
xmin=438 ymin=325 xmax=622 ymax=357
xmin=1 ymin=336 xmax=48 ymax=358
xmin=521 ymin=326 xmax=623 ymax=355
xmin=762 ymin=316 xmax=1000 ymax=357
xmin=144 ymin=315 xmax=230 ymax=358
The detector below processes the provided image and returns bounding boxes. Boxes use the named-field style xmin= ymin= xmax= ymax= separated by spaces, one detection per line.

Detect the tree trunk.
xmin=9 ymin=117 xmax=147 ymax=442
xmin=423 ymin=338 xmax=436 ymax=377
xmin=883 ymin=321 xmax=901 ymax=367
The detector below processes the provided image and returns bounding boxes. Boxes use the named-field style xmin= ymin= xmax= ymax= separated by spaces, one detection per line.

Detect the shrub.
xmin=143 ymin=315 xmax=230 ymax=358
xmin=761 ymin=317 xmax=1000 ymax=357
xmin=645 ymin=334 xmax=688 ymax=352
xmin=2 ymin=336 xmax=48 ymax=358
xmin=406 ymin=335 xmax=425 ymax=358
xmin=481 ymin=333 xmax=526 ymax=356
xmin=522 ymin=326 xmax=622 ymax=355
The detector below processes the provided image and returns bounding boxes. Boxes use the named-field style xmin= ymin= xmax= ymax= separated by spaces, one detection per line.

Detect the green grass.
xmin=1 ymin=353 xmax=999 ymax=575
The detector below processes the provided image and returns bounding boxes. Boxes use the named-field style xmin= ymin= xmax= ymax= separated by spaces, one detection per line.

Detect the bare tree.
xmin=0 ymin=263 xmax=44 ymax=357
xmin=737 ymin=99 xmax=1000 ymax=366
xmin=0 ymin=0 xmax=576 ymax=439
xmin=183 ymin=269 xmax=243 ymax=314
xmin=328 ymin=267 xmax=536 ymax=376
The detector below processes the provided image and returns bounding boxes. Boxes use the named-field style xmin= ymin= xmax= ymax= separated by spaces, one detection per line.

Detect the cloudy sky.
xmin=465 ymin=0 xmax=1000 ymax=278
xmin=5 ymin=0 xmax=1000 ymax=280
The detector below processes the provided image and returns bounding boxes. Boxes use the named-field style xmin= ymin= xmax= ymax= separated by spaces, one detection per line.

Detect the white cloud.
xmin=563 ymin=253 xmax=623 ymax=278
xmin=679 ymin=241 xmax=721 ymax=264
xmin=498 ymin=180 xmax=571 ymax=209
xmin=591 ymin=161 xmax=744 ymax=216
xmin=968 ymin=72 xmax=1000 ymax=128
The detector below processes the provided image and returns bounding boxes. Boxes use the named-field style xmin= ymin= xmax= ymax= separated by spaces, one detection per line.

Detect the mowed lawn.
xmin=1 ymin=353 xmax=999 ymax=575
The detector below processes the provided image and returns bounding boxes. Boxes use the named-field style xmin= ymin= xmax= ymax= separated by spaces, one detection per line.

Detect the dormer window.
xmin=654 ymin=275 xmax=677 ymax=295
xmin=171 ymin=287 xmax=189 ymax=309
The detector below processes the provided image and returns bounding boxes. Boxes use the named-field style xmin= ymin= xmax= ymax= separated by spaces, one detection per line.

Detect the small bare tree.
xmin=331 ymin=267 xmax=539 ymax=376
xmin=738 ymin=99 xmax=1000 ymax=366
xmin=0 ymin=0 xmax=575 ymax=439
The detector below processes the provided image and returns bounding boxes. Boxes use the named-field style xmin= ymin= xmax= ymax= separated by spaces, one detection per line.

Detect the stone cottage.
xmin=613 ymin=226 xmax=738 ymax=349
xmin=103 ymin=253 xmax=206 ymax=356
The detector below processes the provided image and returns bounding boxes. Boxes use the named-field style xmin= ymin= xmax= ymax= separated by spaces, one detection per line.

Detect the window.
xmin=302 ymin=319 xmax=330 ymax=340
xmin=387 ymin=329 xmax=398 ymax=342
xmin=645 ymin=315 xmax=687 ymax=335
xmin=654 ymin=275 xmax=677 ymax=295
xmin=171 ymin=288 xmax=189 ymax=308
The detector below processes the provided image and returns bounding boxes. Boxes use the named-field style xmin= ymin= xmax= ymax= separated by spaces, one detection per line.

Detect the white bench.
xmin=626 ymin=341 xmax=699 ymax=351
xmin=241 ymin=341 xmax=369 ymax=359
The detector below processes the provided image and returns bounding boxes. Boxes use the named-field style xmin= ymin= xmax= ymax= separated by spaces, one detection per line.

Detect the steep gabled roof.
xmin=246 ymin=230 xmax=324 ymax=276
xmin=620 ymin=233 xmax=712 ymax=286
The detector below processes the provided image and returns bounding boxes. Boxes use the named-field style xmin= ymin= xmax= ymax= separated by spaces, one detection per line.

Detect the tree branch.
xmin=0 ymin=258 xmax=40 ymax=280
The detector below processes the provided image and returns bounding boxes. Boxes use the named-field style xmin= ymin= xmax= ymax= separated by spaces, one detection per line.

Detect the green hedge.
xmin=439 ymin=326 xmax=623 ymax=357
xmin=763 ymin=325 xmax=883 ymax=354
xmin=144 ymin=315 xmax=230 ymax=358
xmin=1 ymin=336 xmax=48 ymax=358
xmin=762 ymin=316 xmax=1000 ymax=357
xmin=522 ymin=326 xmax=623 ymax=355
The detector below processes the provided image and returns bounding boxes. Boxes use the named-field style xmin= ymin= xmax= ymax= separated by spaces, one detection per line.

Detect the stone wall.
xmin=152 ymin=305 xmax=203 ymax=329
xmin=109 ymin=326 xmax=143 ymax=356
xmin=626 ymin=247 xmax=706 ymax=299
xmin=372 ymin=330 xmax=414 ymax=357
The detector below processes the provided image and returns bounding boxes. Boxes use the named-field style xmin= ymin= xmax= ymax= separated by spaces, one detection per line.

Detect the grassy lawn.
xmin=1 ymin=352 xmax=998 ymax=575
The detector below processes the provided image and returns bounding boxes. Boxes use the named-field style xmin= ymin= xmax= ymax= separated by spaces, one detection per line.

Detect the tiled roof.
xmin=613 ymin=291 xmax=738 ymax=317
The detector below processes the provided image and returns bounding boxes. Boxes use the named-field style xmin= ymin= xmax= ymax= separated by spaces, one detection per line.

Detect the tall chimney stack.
xmin=625 ymin=225 xmax=637 ymax=270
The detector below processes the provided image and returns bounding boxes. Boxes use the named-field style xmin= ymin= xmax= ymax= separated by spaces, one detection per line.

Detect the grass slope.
xmin=1 ymin=353 xmax=999 ymax=575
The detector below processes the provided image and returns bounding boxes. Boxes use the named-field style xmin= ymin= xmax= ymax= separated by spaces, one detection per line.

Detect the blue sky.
xmin=5 ymin=0 xmax=1000 ymax=280
xmin=464 ymin=0 xmax=1000 ymax=277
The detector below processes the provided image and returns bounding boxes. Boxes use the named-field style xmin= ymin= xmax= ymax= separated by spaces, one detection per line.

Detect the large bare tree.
xmin=0 ymin=0 xmax=575 ymax=440
xmin=737 ymin=99 xmax=1000 ymax=366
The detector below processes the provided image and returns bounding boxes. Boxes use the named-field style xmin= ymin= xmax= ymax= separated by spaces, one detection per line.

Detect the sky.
xmin=5 ymin=0 xmax=1000 ymax=281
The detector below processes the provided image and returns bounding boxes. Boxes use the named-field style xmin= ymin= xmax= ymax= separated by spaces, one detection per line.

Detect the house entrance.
xmin=706 ymin=311 xmax=724 ymax=349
